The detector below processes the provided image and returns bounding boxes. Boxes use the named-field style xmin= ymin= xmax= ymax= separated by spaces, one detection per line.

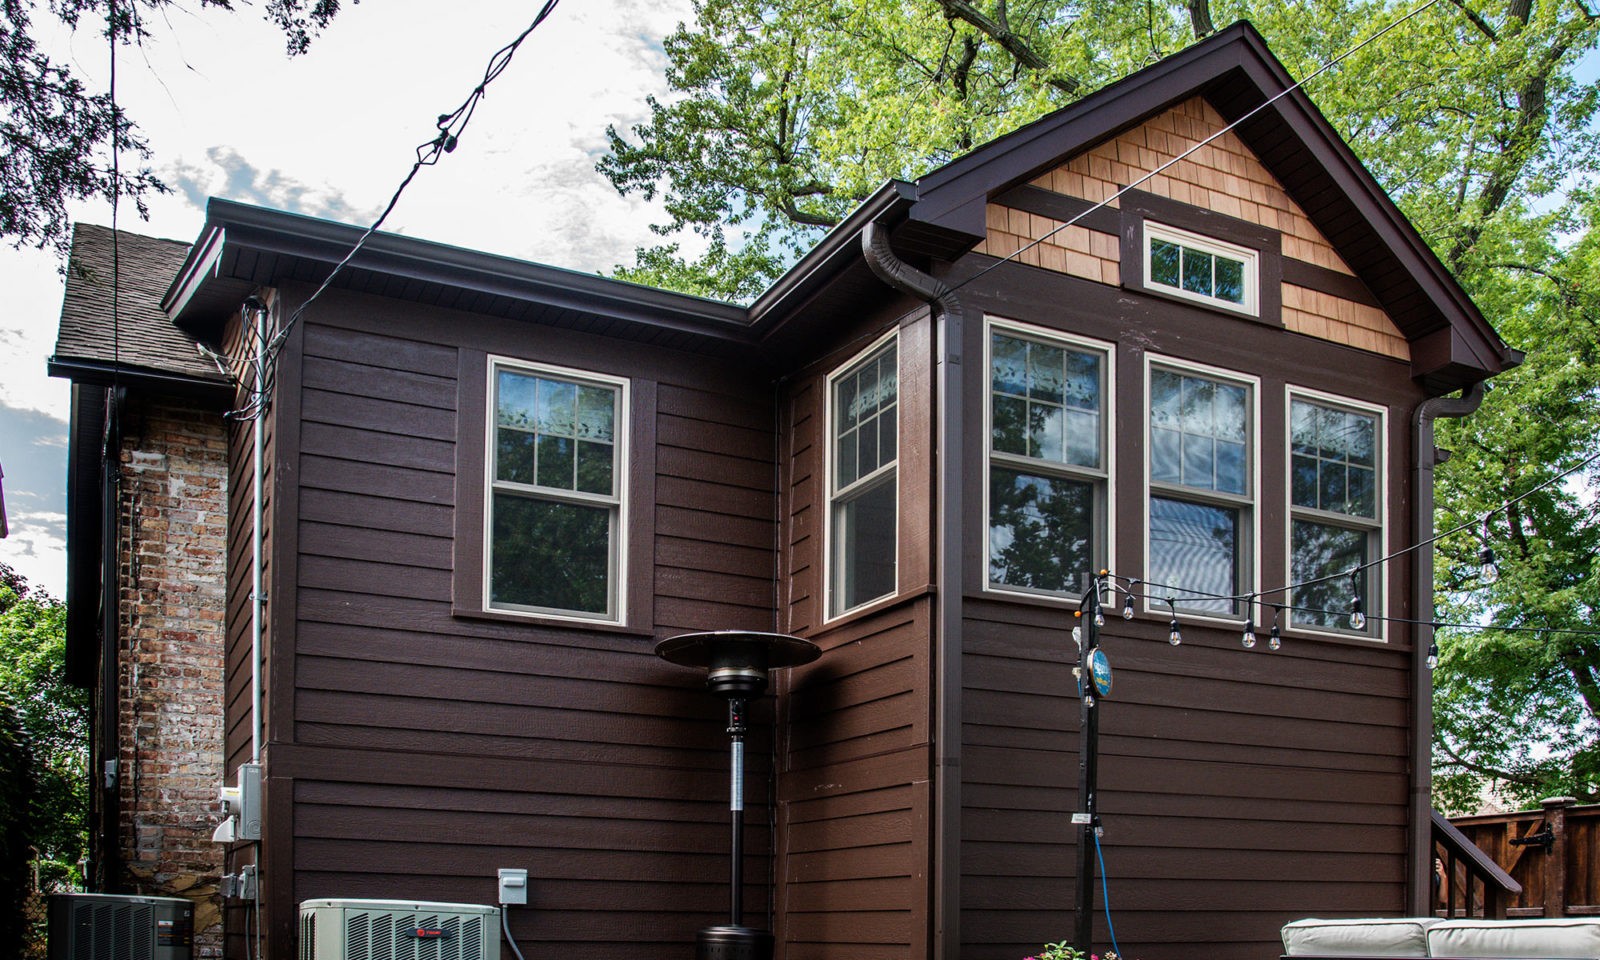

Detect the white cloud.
xmin=0 ymin=0 xmax=698 ymax=607
xmin=0 ymin=510 xmax=68 ymax=601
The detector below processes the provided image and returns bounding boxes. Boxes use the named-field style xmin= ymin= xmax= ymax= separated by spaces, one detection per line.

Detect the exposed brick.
xmin=116 ymin=396 xmax=228 ymax=958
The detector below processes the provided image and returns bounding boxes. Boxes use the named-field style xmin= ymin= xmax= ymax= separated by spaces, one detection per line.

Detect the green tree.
xmin=602 ymin=0 xmax=1600 ymax=808
xmin=3 ymin=0 xmax=348 ymax=256
xmin=1430 ymin=194 xmax=1600 ymax=812
xmin=0 ymin=696 xmax=36 ymax=953
xmin=0 ymin=564 xmax=87 ymax=892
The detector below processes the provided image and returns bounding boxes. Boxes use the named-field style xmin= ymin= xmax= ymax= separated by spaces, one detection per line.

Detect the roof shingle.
xmin=53 ymin=223 xmax=226 ymax=383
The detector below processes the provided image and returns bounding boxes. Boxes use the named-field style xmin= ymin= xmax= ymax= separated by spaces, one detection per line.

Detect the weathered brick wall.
xmin=117 ymin=395 xmax=228 ymax=957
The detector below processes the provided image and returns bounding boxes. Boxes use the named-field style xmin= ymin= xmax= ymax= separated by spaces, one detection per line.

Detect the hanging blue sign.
xmin=1088 ymin=647 xmax=1113 ymax=698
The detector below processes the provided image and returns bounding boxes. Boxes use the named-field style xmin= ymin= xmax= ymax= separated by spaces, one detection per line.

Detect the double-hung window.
xmin=487 ymin=359 xmax=627 ymax=621
xmin=987 ymin=323 xmax=1111 ymax=595
xmin=828 ymin=337 xmax=898 ymax=618
xmin=1288 ymin=392 xmax=1383 ymax=635
xmin=1147 ymin=362 xmax=1255 ymax=616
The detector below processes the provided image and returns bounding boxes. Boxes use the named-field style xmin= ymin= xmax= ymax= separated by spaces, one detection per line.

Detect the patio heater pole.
xmin=655 ymin=631 xmax=821 ymax=960
xmin=728 ymin=697 xmax=747 ymax=927
xmin=1074 ymin=578 xmax=1102 ymax=957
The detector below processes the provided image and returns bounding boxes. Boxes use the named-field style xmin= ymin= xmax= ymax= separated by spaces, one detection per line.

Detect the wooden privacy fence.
xmin=1445 ymin=797 xmax=1598 ymax=919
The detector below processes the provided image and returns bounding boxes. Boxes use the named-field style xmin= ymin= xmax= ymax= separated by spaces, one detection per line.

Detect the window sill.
xmin=450 ymin=603 xmax=656 ymax=637
xmin=815 ymin=585 xmax=934 ymax=635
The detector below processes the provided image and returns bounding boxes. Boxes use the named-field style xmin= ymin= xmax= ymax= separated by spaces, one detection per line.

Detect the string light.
xmin=1268 ymin=606 xmax=1282 ymax=651
xmin=1427 ymin=624 xmax=1440 ymax=670
xmin=1122 ymin=579 xmax=1138 ymax=620
xmin=1165 ymin=598 xmax=1182 ymax=646
xmin=1478 ymin=518 xmax=1498 ymax=584
xmin=1241 ymin=595 xmax=1256 ymax=648
xmin=1348 ymin=572 xmax=1366 ymax=631
xmin=228 ymin=0 xmax=564 ymax=422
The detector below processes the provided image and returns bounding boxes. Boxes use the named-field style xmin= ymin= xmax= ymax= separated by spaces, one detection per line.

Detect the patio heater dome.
xmin=654 ymin=630 xmax=821 ymax=699
xmin=655 ymin=630 xmax=821 ymax=960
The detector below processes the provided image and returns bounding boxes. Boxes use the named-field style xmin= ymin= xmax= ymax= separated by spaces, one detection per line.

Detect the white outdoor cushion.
xmin=1281 ymin=917 xmax=1440 ymax=957
xmin=1427 ymin=917 xmax=1600 ymax=958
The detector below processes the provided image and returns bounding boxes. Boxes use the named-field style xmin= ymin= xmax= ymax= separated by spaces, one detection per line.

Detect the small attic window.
xmin=1144 ymin=222 xmax=1258 ymax=315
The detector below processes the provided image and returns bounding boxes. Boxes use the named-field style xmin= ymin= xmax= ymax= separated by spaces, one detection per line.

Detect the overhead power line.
xmin=951 ymin=0 xmax=1449 ymax=295
xmin=231 ymin=0 xmax=563 ymax=420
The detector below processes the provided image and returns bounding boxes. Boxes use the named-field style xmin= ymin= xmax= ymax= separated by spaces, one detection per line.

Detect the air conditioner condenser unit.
xmin=48 ymin=892 xmax=194 ymax=960
xmin=298 ymin=898 xmax=500 ymax=960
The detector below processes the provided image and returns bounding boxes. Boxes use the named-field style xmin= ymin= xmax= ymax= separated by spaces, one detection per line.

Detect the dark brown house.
xmin=53 ymin=22 xmax=1518 ymax=960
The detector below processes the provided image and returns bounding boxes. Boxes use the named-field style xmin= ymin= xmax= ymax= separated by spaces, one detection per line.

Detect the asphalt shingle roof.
xmin=53 ymin=222 xmax=227 ymax=383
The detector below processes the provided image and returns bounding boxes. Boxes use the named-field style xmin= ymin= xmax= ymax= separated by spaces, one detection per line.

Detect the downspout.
xmin=1408 ymin=381 xmax=1484 ymax=915
xmin=244 ymin=296 xmax=269 ymax=765
xmin=861 ymin=222 xmax=967 ymax=960
xmin=98 ymin=385 xmax=124 ymax=891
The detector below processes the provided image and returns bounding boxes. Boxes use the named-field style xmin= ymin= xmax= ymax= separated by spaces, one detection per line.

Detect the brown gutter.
xmin=861 ymin=221 xmax=966 ymax=960
xmin=1410 ymin=381 xmax=1485 ymax=914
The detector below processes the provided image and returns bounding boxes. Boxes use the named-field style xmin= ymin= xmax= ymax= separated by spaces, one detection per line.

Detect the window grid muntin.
xmin=986 ymin=322 xmax=1113 ymax=598
xmin=1291 ymin=399 xmax=1378 ymax=520
xmin=1286 ymin=392 xmax=1384 ymax=637
xmin=990 ymin=331 xmax=1104 ymax=470
xmin=1143 ymin=221 xmax=1259 ymax=315
xmin=1145 ymin=359 xmax=1257 ymax=619
xmin=834 ymin=343 xmax=898 ymax=496
xmin=827 ymin=337 xmax=899 ymax=619
xmin=487 ymin=358 xmax=627 ymax=622
xmin=1149 ymin=367 xmax=1250 ymax=496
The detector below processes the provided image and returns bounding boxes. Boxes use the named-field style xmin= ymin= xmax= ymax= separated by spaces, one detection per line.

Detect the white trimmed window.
xmin=1147 ymin=361 xmax=1255 ymax=616
xmin=1288 ymin=391 xmax=1384 ymax=636
xmin=1145 ymin=222 xmax=1258 ymax=315
xmin=987 ymin=322 xmax=1112 ymax=596
xmin=487 ymin=359 xmax=626 ymax=621
xmin=828 ymin=337 xmax=898 ymax=618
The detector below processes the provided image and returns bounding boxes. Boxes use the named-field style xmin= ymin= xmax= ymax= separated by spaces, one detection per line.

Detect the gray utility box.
xmin=49 ymin=892 xmax=194 ymax=960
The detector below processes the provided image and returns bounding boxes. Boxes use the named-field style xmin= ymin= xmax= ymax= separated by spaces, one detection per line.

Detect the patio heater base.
xmin=695 ymin=924 xmax=774 ymax=960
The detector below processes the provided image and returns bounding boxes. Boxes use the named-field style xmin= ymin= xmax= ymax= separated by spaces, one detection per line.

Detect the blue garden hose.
xmin=1093 ymin=830 xmax=1123 ymax=958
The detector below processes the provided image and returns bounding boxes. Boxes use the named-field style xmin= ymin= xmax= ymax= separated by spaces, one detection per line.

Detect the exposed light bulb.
xmin=1268 ymin=623 xmax=1282 ymax=651
xmin=1349 ymin=608 xmax=1366 ymax=631
xmin=1478 ymin=545 xmax=1497 ymax=584
xmin=1122 ymin=594 xmax=1135 ymax=620
xmin=1426 ymin=641 xmax=1439 ymax=671
xmin=1084 ymin=693 xmax=1095 ymax=708
xmin=1168 ymin=617 xmax=1182 ymax=646
xmin=1094 ymin=607 xmax=1106 ymax=628
xmin=1349 ymin=582 xmax=1365 ymax=630
xmin=1241 ymin=619 xmax=1256 ymax=649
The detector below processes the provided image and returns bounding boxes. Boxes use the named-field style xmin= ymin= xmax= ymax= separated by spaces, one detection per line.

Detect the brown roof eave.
xmin=164 ymin=198 xmax=756 ymax=349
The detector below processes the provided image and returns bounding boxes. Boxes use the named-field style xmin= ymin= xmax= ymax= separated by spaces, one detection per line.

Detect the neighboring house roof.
xmin=50 ymin=222 xmax=231 ymax=392
xmin=159 ymin=22 xmax=1516 ymax=394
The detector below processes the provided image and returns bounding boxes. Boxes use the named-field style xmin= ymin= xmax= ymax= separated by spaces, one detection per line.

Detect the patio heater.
xmin=655 ymin=630 xmax=821 ymax=960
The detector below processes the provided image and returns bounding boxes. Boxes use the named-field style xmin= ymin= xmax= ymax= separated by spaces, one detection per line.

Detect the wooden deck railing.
xmin=1433 ymin=809 xmax=1521 ymax=918
xmin=1448 ymin=797 xmax=1598 ymax=919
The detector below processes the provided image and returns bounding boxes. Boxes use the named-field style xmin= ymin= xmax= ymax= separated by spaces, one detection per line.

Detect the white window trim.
xmin=1142 ymin=353 xmax=1261 ymax=624
xmin=1144 ymin=221 xmax=1260 ymax=317
xmin=1283 ymin=385 xmax=1389 ymax=642
xmin=823 ymin=331 xmax=900 ymax=622
xmin=483 ymin=355 xmax=630 ymax=624
xmin=982 ymin=316 xmax=1117 ymax=604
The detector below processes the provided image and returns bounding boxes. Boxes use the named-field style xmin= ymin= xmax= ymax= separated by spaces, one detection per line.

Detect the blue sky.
xmin=0 ymin=0 xmax=696 ymax=598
